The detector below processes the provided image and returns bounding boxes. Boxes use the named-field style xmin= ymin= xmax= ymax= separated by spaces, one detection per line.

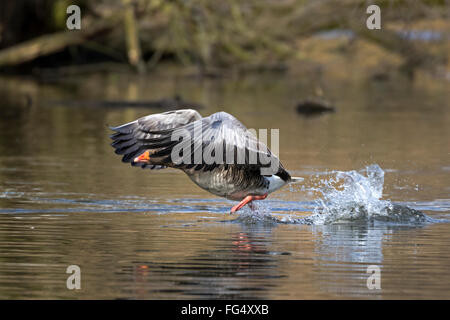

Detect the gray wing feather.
xmin=142 ymin=111 xmax=280 ymax=172
xmin=110 ymin=109 xmax=202 ymax=169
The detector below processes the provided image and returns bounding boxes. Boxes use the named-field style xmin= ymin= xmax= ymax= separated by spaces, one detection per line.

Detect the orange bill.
xmin=134 ymin=151 xmax=150 ymax=163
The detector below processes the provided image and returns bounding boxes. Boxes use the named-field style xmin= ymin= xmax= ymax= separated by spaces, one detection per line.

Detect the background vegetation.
xmin=0 ymin=0 xmax=448 ymax=78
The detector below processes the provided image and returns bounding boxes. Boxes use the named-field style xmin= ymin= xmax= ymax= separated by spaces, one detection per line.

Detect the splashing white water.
xmin=309 ymin=164 xmax=392 ymax=224
xmin=235 ymin=164 xmax=429 ymax=225
xmin=234 ymin=202 xmax=279 ymax=224
xmin=304 ymin=164 xmax=429 ymax=224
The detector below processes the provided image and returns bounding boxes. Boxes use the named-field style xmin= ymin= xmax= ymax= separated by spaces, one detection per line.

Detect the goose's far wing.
xmin=123 ymin=111 xmax=283 ymax=175
xmin=110 ymin=109 xmax=202 ymax=169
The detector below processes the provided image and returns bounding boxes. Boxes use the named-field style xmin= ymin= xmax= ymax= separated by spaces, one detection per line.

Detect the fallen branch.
xmin=0 ymin=13 xmax=122 ymax=68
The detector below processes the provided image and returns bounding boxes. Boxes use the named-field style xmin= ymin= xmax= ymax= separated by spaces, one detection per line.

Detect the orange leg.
xmin=230 ymin=194 xmax=268 ymax=214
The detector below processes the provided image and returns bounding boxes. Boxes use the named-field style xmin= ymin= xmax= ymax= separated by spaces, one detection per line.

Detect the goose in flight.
xmin=110 ymin=109 xmax=302 ymax=213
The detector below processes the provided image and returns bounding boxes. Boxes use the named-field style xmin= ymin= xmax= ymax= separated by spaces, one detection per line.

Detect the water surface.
xmin=0 ymin=72 xmax=449 ymax=299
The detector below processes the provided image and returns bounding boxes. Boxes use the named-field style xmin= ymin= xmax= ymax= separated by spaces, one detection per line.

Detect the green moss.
xmin=51 ymin=0 xmax=72 ymax=30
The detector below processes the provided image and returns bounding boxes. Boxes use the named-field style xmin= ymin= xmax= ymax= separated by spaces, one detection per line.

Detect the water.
xmin=315 ymin=29 xmax=449 ymax=42
xmin=0 ymin=71 xmax=449 ymax=299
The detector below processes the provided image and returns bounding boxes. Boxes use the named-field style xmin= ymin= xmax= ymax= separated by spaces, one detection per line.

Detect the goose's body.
xmin=110 ymin=109 xmax=301 ymax=213
xmin=185 ymin=165 xmax=287 ymax=200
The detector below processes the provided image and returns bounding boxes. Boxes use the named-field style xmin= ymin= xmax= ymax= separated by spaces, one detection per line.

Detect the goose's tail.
xmin=290 ymin=176 xmax=304 ymax=183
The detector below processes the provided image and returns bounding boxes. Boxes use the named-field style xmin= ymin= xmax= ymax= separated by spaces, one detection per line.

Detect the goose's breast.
xmin=184 ymin=166 xmax=265 ymax=200
xmin=186 ymin=169 xmax=237 ymax=198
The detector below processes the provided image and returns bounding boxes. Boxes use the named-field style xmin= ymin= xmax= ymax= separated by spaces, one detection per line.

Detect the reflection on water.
xmin=127 ymin=227 xmax=287 ymax=300
xmin=0 ymin=72 xmax=449 ymax=299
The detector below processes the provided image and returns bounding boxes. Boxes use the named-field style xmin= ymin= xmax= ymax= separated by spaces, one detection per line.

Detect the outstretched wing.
xmin=111 ymin=110 xmax=285 ymax=176
xmin=110 ymin=109 xmax=202 ymax=169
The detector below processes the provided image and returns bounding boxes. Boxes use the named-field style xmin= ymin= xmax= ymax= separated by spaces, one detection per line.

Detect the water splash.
xmin=310 ymin=164 xmax=385 ymax=222
xmin=233 ymin=202 xmax=279 ymax=225
xmin=234 ymin=164 xmax=430 ymax=225
xmin=309 ymin=164 xmax=431 ymax=224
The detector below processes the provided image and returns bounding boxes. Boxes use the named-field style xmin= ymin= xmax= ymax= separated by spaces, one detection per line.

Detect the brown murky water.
xmin=0 ymin=71 xmax=449 ymax=299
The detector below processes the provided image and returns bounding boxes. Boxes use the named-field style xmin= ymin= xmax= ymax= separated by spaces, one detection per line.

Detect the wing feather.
xmin=110 ymin=109 xmax=202 ymax=169
xmin=110 ymin=109 xmax=287 ymax=177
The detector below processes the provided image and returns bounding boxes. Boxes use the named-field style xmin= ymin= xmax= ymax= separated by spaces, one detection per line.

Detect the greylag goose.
xmin=110 ymin=109 xmax=302 ymax=213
